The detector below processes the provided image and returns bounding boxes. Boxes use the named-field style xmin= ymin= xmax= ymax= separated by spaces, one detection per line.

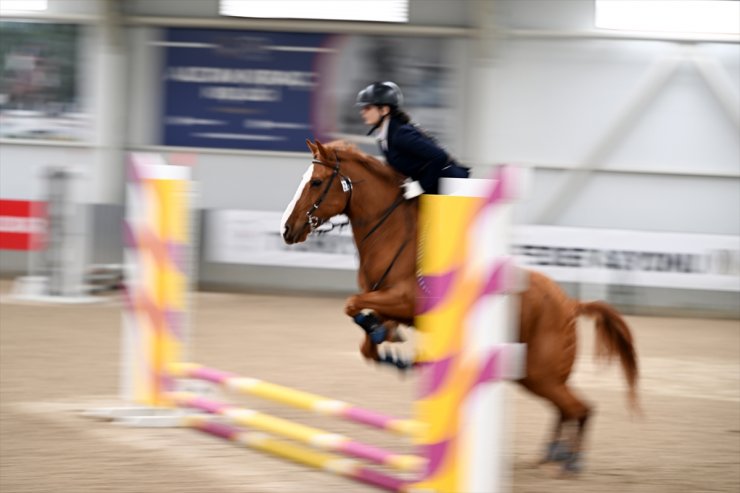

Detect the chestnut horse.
xmin=282 ymin=139 xmax=639 ymax=472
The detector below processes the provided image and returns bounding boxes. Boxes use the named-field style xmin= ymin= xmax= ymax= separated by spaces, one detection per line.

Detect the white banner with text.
xmin=207 ymin=210 xmax=740 ymax=292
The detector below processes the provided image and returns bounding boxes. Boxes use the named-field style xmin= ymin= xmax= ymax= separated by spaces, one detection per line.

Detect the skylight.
xmin=220 ymin=0 xmax=409 ymax=23
xmin=0 ymin=0 xmax=47 ymax=12
xmin=595 ymin=0 xmax=740 ymax=35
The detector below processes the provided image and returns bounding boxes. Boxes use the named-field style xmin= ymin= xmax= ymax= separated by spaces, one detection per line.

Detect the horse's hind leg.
xmin=521 ymin=380 xmax=592 ymax=473
xmin=568 ymin=413 xmax=591 ymax=473
xmin=541 ymin=413 xmax=567 ymax=463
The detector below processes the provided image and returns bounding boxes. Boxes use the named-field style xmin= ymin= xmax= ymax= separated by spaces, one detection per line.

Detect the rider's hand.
xmin=402 ymin=179 xmax=424 ymax=199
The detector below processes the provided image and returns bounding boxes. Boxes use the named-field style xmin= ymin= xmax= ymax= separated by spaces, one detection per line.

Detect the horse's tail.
xmin=578 ymin=301 xmax=641 ymax=414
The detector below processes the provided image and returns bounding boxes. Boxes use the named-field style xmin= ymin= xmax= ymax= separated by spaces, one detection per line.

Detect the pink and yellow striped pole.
xmin=168 ymin=362 xmax=422 ymax=437
xmin=121 ymin=153 xmax=192 ymax=407
xmin=410 ymin=169 xmax=525 ymax=493
xmin=184 ymin=415 xmax=410 ymax=492
xmin=170 ymin=391 xmax=424 ymax=472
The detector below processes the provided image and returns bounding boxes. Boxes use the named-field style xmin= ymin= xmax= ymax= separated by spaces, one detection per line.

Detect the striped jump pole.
xmin=409 ymin=170 xmax=526 ymax=493
xmin=184 ymin=415 xmax=411 ymax=492
xmin=168 ymin=362 xmax=422 ymax=437
xmin=120 ymin=153 xmax=193 ymax=407
xmin=169 ymin=391 xmax=424 ymax=472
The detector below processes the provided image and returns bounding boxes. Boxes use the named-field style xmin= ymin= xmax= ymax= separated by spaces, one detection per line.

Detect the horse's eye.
xmin=310 ymin=179 xmax=322 ymax=187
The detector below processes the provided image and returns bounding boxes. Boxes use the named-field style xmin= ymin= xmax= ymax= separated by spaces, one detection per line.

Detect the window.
xmin=0 ymin=0 xmax=47 ymax=12
xmin=220 ymin=0 xmax=409 ymax=23
xmin=595 ymin=0 xmax=740 ymax=35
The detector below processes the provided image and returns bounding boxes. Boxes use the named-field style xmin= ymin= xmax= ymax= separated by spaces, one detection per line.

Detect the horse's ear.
xmin=315 ymin=139 xmax=328 ymax=159
xmin=306 ymin=139 xmax=318 ymax=156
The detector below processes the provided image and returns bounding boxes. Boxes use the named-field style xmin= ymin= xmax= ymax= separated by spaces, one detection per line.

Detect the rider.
xmin=356 ymin=81 xmax=469 ymax=198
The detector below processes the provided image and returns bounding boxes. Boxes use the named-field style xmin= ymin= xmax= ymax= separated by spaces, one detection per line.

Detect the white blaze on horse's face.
xmin=281 ymin=165 xmax=313 ymax=244
xmin=282 ymin=155 xmax=351 ymax=244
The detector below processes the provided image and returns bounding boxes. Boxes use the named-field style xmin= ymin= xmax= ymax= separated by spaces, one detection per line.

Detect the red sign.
xmin=0 ymin=200 xmax=47 ymax=250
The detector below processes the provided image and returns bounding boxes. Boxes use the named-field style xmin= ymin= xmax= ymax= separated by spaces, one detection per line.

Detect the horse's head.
xmin=281 ymin=139 xmax=354 ymax=244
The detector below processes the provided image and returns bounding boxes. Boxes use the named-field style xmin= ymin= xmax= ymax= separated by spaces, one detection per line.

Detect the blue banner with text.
xmin=161 ymin=28 xmax=333 ymax=151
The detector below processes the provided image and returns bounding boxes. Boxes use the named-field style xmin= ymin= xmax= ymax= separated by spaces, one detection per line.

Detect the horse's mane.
xmin=324 ymin=140 xmax=403 ymax=185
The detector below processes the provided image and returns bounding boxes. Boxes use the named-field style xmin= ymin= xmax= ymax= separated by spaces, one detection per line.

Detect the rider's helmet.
xmin=356 ymin=81 xmax=403 ymax=108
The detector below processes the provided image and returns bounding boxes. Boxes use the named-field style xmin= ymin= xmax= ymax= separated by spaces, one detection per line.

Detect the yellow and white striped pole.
xmin=411 ymin=169 xmax=525 ymax=493
xmin=121 ymin=153 xmax=192 ymax=407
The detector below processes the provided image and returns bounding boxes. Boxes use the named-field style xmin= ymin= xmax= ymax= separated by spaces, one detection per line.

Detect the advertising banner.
xmin=0 ymin=199 xmax=46 ymax=250
xmin=206 ymin=209 xmax=740 ymax=292
xmin=207 ymin=210 xmax=356 ymax=269
xmin=512 ymin=225 xmax=740 ymax=292
xmin=162 ymin=29 xmax=331 ymax=151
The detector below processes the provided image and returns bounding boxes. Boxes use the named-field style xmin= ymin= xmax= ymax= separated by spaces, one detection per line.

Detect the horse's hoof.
xmin=543 ymin=441 xmax=572 ymax=463
xmin=562 ymin=452 xmax=583 ymax=475
xmin=377 ymin=353 xmax=414 ymax=372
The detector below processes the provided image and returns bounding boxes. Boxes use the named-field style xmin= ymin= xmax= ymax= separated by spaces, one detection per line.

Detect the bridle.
xmin=307 ymin=154 xmax=411 ymax=292
xmin=306 ymin=156 xmax=353 ymax=231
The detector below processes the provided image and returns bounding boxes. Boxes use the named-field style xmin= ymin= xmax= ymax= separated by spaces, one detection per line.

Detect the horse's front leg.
xmin=344 ymin=286 xmax=415 ymax=321
xmin=345 ymin=287 xmax=413 ymax=365
xmin=345 ymin=287 xmax=412 ymax=347
xmin=358 ymin=320 xmax=401 ymax=361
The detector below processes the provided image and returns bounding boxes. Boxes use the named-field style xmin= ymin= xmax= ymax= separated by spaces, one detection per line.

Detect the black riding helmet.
xmin=356 ymin=81 xmax=403 ymax=108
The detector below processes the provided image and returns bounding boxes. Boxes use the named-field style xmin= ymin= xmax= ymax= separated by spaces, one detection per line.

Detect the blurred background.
xmin=0 ymin=2 xmax=738 ymax=493
xmin=0 ymin=0 xmax=738 ymax=314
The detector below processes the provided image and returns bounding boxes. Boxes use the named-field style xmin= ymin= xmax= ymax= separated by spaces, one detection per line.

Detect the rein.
xmin=370 ymin=231 xmax=410 ymax=292
xmin=361 ymin=192 xmax=410 ymax=292
xmin=360 ymin=194 xmax=405 ymax=243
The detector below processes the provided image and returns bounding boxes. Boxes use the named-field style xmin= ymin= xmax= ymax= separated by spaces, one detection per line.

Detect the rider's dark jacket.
xmin=380 ymin=115 xmax=469 ymax=195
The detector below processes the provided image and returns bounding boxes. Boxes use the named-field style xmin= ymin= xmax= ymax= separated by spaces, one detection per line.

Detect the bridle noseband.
xmin=306 ymin=157 xmax=353 ymax=231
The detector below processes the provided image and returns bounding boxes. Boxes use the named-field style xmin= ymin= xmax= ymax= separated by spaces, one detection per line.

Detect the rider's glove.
xmin=402 ymin=179 xmax=424 ymax=199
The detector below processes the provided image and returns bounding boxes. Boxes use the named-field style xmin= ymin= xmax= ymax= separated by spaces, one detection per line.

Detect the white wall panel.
xmin=520 ymin=170 xmax=740 ymax=234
